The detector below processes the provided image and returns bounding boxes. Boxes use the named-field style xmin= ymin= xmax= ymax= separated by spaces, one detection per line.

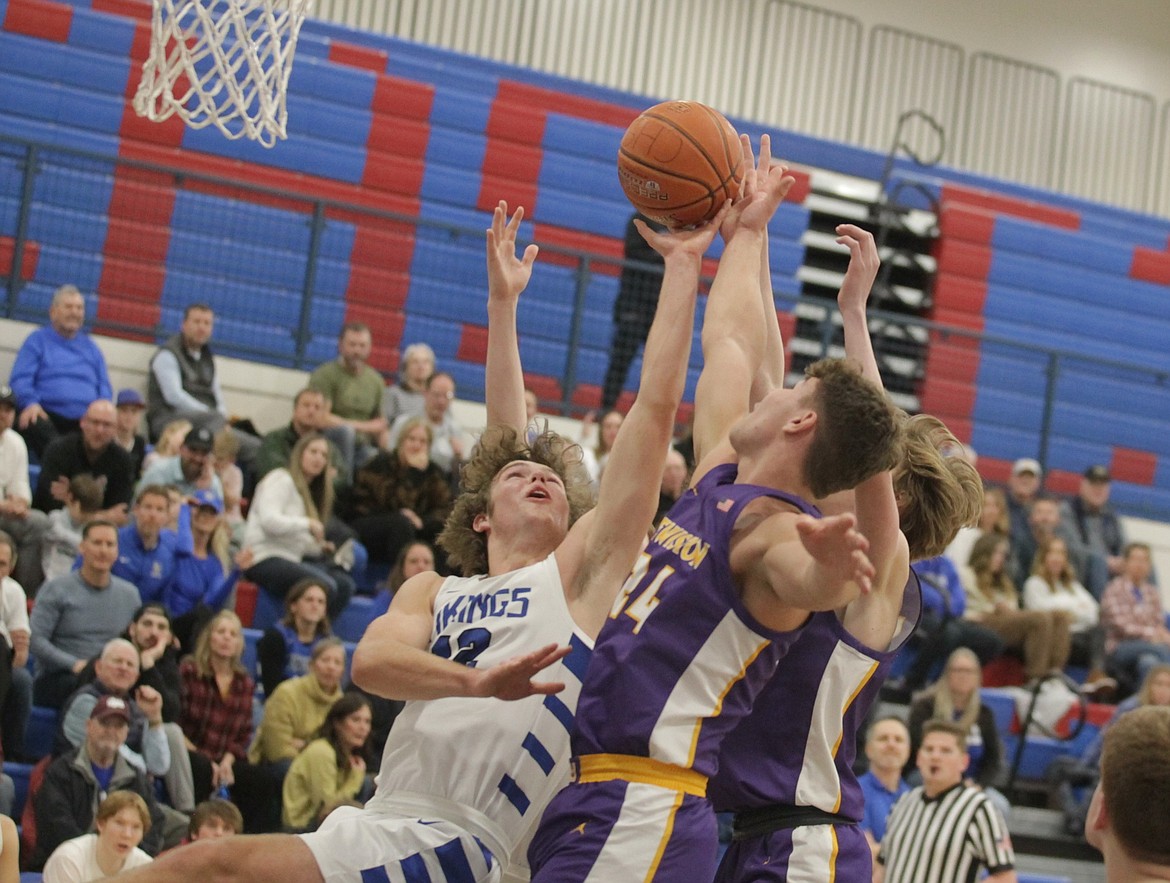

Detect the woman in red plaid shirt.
xmin=179 ymin=610 xmax=274 ymax=829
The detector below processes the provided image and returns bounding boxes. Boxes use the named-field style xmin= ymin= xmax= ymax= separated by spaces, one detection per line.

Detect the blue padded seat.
xmin=25 ymin=706 xmax=59 ymax=761
xmin=241 ymin=627 xmax=263 ymax=684
xmin=542 ymin=115 xmax=622 ymax=162
xmin=332 ymin=596 xmax=378 ymax=643
xmin=26 ymin=206 xmax=108 ymax=253
xmin=517 ymin=338 xmax=570 ymax=380
xmin=971 ymin=388 xmax=1045 ymax=434
xmin=32 ymin=246 xmax=102 ymax=292
xmin=7 ymin=761 xmax=34 ymax=819
xmin=418 ymin=164 xmax=484 ymax=212
xmin=31 ymin=164 xmax=114 ymax=215
xmin=427 ymin=90 xmax=493 ymax=134
xmin=446 ymin=360 xmax=486 ymax=401
xmin=991 ymin=215 xmax=1133 ymax=276
xmin=289 ymin=57 xmax=377 ymax=110
xmin=399 ymin=315 xmax=463 ymax=361
xmin=67 ymin=4 xmax=137 ymax=56
xmin=405 ymin=277 xmax=486 ymax=327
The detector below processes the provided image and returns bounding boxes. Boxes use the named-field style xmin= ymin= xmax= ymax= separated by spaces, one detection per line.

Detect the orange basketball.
xmin=617 ymin=100 xmax=743 ymax=229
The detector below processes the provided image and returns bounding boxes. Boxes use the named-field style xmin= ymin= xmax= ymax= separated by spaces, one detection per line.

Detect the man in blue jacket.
xmin=9 ymin=284 xmax=111 ymax=458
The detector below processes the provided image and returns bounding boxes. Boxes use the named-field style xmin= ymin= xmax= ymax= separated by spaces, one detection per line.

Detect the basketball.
xmin=617 ymin=100 xmax=743 ymax=229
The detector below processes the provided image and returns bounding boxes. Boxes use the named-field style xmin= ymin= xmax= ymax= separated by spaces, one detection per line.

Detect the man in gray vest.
xmin=146 ymin=303 xmax=259 ymax=466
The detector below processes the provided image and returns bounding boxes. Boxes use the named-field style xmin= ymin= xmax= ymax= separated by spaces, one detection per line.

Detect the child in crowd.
xmin=40 ymin=475 xmax=103 ymax=581
xmin=142 ymin=419 xmax=191 ymax=474
xmin=188 ymin=798 xmax=244 ymax=842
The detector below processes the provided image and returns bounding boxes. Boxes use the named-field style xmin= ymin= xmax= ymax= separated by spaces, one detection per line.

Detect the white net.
xmin=133 ymin=0 xmax=313 ymax=148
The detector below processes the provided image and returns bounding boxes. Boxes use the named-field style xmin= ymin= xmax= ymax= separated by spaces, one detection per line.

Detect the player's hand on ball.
xmin=635 ymin=202 xmax=727 ymax=262
xmin=486 ymin=200 xmax=539 ymax=303
xmin=473 ymin=642 xmax=572 ymax=701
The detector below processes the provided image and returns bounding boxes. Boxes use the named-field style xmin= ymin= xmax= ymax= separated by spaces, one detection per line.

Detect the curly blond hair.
xmin=439 ymin=425 xmax=593 ymax=576
xmin=894 ymin=413 xmax=983 ymax=560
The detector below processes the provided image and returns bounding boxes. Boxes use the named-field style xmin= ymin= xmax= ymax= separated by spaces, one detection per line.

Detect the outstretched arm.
xmin=744 ymin=137 xmax=786 ymax=406
xmin=485 ymin=201 xmax=539 ymax=434
xmin=351 ymin=572 xmax=570 ymax=701
xmin=742 ymin=510 xmax=876 ymax=617
xmin=564 ymin=212 xmax=725 ymax=635
xmin=692 ymin=135 xmax=795 ymax=480
xmin=836 ymin=223 xmax=908 ymax=644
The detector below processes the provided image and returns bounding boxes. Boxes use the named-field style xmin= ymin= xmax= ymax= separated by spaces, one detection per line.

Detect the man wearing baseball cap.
xmin=137 ymin=425 xmax=224 ymax=500
xmin=1062 ymin=465 xmax=1128 ymax=598
xmin=32 ymin=694 xmax=165 ymax=868
xmin=1007 ymin=457 xmax=1043 ymax=554
xmin=0 ymin=383 xmax=49 ymax=591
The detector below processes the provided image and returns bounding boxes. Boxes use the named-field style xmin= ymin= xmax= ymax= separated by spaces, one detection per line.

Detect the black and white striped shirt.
xmin=878 ymin=782 xmax=1014 ymax=883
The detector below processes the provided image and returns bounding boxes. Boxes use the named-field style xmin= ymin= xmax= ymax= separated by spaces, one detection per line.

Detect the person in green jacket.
xmin=282 ymin=692 xmax=372 ymax=831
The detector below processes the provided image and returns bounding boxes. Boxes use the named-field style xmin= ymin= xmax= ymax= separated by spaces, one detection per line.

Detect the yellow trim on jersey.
xmin=828 ymin=826 xmax=839 ymax=883
xmin=685 ymin=637 xmax=772 ymax=767
xmin=830 ymin=659 xmax=880 ymax=813
xmin=643 ymin=788 xmax=686 ymax=882
xmin=577 ymin=754 xmax=708 ymax=798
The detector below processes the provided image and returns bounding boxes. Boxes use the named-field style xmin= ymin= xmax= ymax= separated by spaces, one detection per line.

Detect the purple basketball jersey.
xmin=571 ymin=463 xmax=819 ymax=778
xmin=709 ymin=572 xmax=922 ymax=818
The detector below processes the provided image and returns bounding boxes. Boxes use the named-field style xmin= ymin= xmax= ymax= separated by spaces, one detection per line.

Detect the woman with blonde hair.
xmin=1024 ymin=535 xmax=1110 ymax=684
xmin=141 ymin=418 xmax=190 ymax=473
xmin=961 ymin=532 xmax=1072 ymax=681
xmin=178 ymin=612 xmax=261 ymax=812
xmin=907 ymin=648 xmax=1010 ymax=819
xmin=42 ymin=790 xmax=153 ymax=881
xmin=244 ymin=432 xmax=354 ymax=618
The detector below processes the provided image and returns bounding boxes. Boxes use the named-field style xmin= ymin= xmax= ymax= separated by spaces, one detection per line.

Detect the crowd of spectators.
xmin=0 ymin=287 xmax=499 ymax=865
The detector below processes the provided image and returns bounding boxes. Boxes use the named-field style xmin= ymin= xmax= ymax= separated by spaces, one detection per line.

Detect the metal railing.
xmin=2 ymin=134 xmax=1169 ymax=519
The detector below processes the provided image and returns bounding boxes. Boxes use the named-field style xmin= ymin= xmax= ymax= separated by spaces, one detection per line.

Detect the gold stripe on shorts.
xmin=576 ymin=753 xmax=707 ymax=798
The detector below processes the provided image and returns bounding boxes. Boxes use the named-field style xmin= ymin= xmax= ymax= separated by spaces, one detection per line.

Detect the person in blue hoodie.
xmin=110 ymin=485 xmax=191 ymax=605
xmin=895 ymin=555 xmax=1005 ymax=694
xmin=9 ymin=284 xmax=112 ymax=458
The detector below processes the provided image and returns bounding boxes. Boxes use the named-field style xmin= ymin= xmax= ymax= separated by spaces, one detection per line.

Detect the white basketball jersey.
xmin=371 ymin=553 xmax=592 ymax=857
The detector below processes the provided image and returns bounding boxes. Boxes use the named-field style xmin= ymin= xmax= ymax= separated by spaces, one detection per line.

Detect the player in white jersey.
xmin=111 ymin=202 xmax=724 ymax=883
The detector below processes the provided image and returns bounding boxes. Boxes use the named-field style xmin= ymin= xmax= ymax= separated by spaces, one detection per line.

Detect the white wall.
xmin=310 ymin=0 xmax=1170 ymax=214
xmin=806 ymin=0 xmax=1170 ymax=100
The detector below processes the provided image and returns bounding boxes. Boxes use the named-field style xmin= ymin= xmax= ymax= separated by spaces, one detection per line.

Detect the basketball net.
xmin=133 ymin=0 xmax=313 ymax=147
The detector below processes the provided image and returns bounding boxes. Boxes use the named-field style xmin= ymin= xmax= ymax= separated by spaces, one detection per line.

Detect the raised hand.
xmin=470 ymin=642 xmax=572 ymax=701
xmin=135 ymin=684 xmax=164 ymax=725
xmin=634 ymin=202 xmax=728 ymax=263
xmin=835 ymin=223 xmax=880 ymax=315
xmin=721 ymin=134 xmax=795 ymax=240
xmin=796 ymin=512 xmax=876 ymax=595
xmin=486 ymin=200 xmax=539 ymax=305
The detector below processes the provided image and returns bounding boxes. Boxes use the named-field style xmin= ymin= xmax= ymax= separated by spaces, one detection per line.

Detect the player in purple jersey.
xmin=527 ymin=137 xmax=904 ymax=883
xmin=112 ymin=202 xmax=722 ymax=883
xmin=710 ymin=223 xmax=982 ymax=882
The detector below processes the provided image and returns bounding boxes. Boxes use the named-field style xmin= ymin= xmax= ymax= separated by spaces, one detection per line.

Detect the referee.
xmin=877 ymin=720 xmax=1016 ymax=882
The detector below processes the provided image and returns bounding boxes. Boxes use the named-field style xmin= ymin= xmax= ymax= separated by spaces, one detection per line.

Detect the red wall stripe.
xmin=91 ymin=0 xmax=150 ymax=22
xmin=329 ymin=40 xmax=388 ymax=74
xmin=0 ymin=236 xmax=39 ymax=280
xmin=941 ymin=183 xmax=1080 ymax=230
xmin=3 ymin=0 xmax=72 ymax=42
xmin=1130 ymin=246 xmax=1170 ymax=285
xmin=1111 ymin=447 xmax=1157 ymax=486
xmin=456 ymin=323 xmax=489 ymax=364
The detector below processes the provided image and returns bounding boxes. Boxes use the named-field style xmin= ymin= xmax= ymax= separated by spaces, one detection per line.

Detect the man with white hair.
xmin=9 ymin=284 xmax=112 ymax=457
xmin=57 ymin=637 xmax=195 ymax=814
